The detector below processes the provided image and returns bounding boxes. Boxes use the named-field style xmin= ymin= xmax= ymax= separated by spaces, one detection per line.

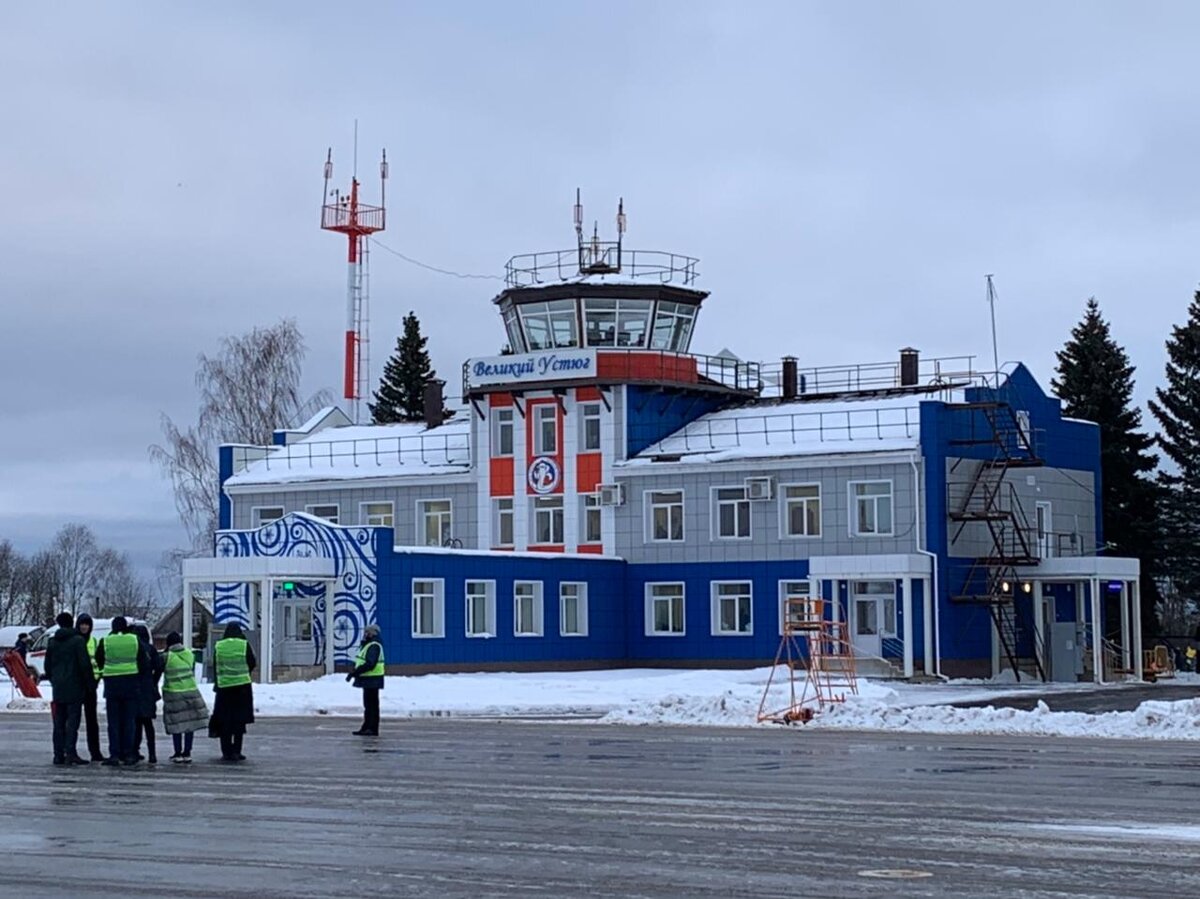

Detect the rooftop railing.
xmin=504 ymin=247 xmax=699 ymax=288
xmin=231 ymin=430 xmax=471 ymax=478
xmin=757 ymin=355 xmax=978 ymax=400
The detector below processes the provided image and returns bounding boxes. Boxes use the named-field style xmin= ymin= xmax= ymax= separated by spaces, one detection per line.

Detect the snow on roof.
xmin=624 ymin=395 xmax=926 ymax=466
xmin=225 ymin=417 xmax=471 ymax=487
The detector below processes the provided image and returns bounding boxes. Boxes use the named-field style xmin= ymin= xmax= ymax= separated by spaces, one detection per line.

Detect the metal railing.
xmin=231 ymin=431 xmax=471 ymax=477
xmin=757 ymin=355 xmax=978 ymax=399
xmin=644 ymin=404 xmax=921 ymax=455
xmin=320 ymin=202 xmax=385 ymax=232
xmin=504 ymin=247 xmax=699 ymax=288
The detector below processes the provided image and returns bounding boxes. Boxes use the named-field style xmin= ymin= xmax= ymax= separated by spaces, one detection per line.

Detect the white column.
xmin=922 ymin=576 xmax=933 ymax=676
xmin=325 ymin=579 xmax=336 ymax=676
xmin=1031 ymin=579 xmax=1044 ymax=679
xmin=1119 ymin=581 xmax=1131 ymax=674
xmin=182 ymin=580 xmax=193 ymax=649
xmin=1090 ymin=576 xmax=1103 ymax=684
xmin=259 ymin=579 xmax=272 ymax=685
xmin=901 ymin=576 xmax=914 ymax=678
xmin=1132 ymin=579 xmax=1144 ymax=681
xmin=831 ymin=581 xmax=840 ymax=625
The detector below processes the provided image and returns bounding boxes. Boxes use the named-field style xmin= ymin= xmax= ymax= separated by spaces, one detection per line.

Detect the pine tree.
xmin=370 ymin=312 xmax=437 ymax=423
xmin=1054 ymin=298 xmax=1161 ymax=635
xmin=1149 ymin=289 xmax=1200 ymax=609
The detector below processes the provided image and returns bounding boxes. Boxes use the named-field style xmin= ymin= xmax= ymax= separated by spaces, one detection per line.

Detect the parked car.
xmin=24 ymin=618 xmax=150 ymax=682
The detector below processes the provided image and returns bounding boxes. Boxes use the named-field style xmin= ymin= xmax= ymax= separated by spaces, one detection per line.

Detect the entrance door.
xmin=273 ymin=596 xmax=314 ymax=666
xmin=852 ymin=581 xmax=897 ymax=658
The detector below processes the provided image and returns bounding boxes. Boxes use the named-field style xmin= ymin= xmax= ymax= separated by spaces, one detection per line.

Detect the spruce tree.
xmin=1148 ymin=289 xmax=1200 ymax=610
xmin=370 ymin=312 xmax=437 ymax=423
xmin=1055 ymin=298 xmax=1163 ymax=635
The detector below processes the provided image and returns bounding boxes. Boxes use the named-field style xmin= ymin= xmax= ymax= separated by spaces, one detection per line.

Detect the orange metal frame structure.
xmin=757 ymin=598 xmax=857 ymax=724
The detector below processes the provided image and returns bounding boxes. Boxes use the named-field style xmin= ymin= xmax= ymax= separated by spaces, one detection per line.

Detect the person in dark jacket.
xmin=44 ymin=612 xmax=92 ymax=765
xmin=95 ymin=616 xmax=151 ymax=766
xmin=346 ymin=624 xmax=385 ymax=736
xmin=130 ymin=624 xmax=164 ymax=764
xmin=209 ymin=623 xmax=256 ymax=762
xmin=14 ymin=633 xmax=29 ymax=661
xmin=75 ymin=613 xmax=105 ymax=762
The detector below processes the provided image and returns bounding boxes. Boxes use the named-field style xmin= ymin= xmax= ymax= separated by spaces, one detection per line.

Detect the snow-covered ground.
xmin=7 ymin=666 xmax=1200 ymax=740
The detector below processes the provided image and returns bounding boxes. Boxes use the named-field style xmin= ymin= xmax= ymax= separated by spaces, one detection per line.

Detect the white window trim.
xmin=491 ymin=408 xmax=515 ymax=458
xmin=513 ymin=581 xmax=544 ymax=637
xmin=416 ymin=498 xmax=454 ymax=547
xmin=644 ymin=582 xmax=687 ymax=637
xmin=710 ymin=486 xmax=752 ymax=541
xmin=848 ymin=479 xmax=895 ymax=537
xmin=581 ymin=493 xmax=603 ymax=545
xmin=559 ymin=582 xmax=589 ymax=637
xmin=252 ymin=505 xmax=285 ymax=528
xmin=305 ymin=503 xmax=340 ymax=524
xmin=644 ymin=488 xmax=685 ymax=543
xmin=359 ymin=501 xmax=395 ymax=528
xmin=533 ymin=404 xmax=558 ymax=457
xmin=410 ymin=578 xmax=445 ymax=639
xmin=579 ymin=402 xmax=602 ymax=452
xmin=778 ymin=579 xmax=813 ymax=636
xmin=492 ymin=497 xmax=515 ymax=549
xmin=465 ymin=579 xmax=497 ymax=638
xmin=710 ymin=580 xmax=754 ymax=636
xmin=531 ymin=495 xmax=565 ymax=546
xmin=778 ymin=482 xmax=822 ymax=539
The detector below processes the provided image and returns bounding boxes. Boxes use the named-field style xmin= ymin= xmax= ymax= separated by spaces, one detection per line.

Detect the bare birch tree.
xmin=52 ymin=524 xmax=101 ymax=616
xmin=0 ymin=540 xmax=20 ymax=625
xmin=150 ymin=319 xmax=326 ymax=552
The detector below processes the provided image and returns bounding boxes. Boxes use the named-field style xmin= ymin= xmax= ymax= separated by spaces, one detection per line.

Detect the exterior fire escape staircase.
xmin=948 ymin=402 xmax=1046 ymax=681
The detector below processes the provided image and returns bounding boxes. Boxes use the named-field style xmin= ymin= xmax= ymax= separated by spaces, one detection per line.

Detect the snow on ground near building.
xmin=7 ymin=667 xmax=1200 ymax=740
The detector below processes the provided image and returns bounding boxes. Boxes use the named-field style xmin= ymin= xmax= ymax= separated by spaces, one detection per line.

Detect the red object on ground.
xmin=2 ymin=650 xmax=42 ymax=699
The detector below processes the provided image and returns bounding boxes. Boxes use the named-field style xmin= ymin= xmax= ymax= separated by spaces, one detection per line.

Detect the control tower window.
xmin=650 ymin=302 xmax=697 ymax=351
xmin=520 ymin=300 xmax=579 ymax=350
xmin=584 ymin=298 xmax=651 ymax=348
xmin=503 ymin=307 xmax=525 ymax=353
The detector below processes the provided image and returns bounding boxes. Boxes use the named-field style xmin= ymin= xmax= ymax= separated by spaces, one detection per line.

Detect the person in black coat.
xmin=44 ymin=612 xmax=92 ymax=765
xmin=130 ymin=624 xmax=164 ymax=764
xmin=346 ymin=625 xmax=385 ymax=736
xmin=75 ymin=613 xmax=105 ymax=762
xmin=14 ymin=634 xmax=29 ymax=661
xmin=208 ymin=623 xmax=257 ymax=762
xmin=95 ymin=616 xmax=151 ymax=766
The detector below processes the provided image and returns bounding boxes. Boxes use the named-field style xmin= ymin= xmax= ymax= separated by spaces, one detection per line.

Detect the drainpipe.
xmin=911 ymin=453 xmax=944 ymax=679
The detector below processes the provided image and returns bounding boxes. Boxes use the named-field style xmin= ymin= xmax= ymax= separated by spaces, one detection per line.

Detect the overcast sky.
xmin=2 ymin=1 xmax=1199 ymax=584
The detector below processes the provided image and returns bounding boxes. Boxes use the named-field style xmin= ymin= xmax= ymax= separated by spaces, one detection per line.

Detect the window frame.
xmin=532 ymin=495 xmax=565 ymax=545
xmin=491 ymin=408 xmax=515 ymax=458
xmin=581 ymin=493 xmax=603 ymax=545
xmin=304 ymin=503 xmax=340 ymax=524
xmin=465 ymin=580 xmax=497 ymax=638
xmin=513 ymin=581 xmax=544 ymax=637
xmin=411 ymin=578 xmax=445 ymax=639
xmin=252 ymin=506 xmax=285 ymax=528
xmin=360 ymin=501 xmax=394 ymax=528
xmin=849 ymin=480 xmax=895 ymax=537
xmin=710 ymin=580 xmax=754 ymax=636
xmin=711 ymin=486 xmax=751 ymax=540
xmin=580 ymin=402 xmax=602 ymax=452
xmin=778 ymin=579 xmax=813 ymax=636
xmin=416 ymin=498 xmax=454 ymax=547
xmin=644 ymin=489 xmax=685 ymax=543
xmin=644 ymin=582 xmax=686 ymax=636
xmin=559 ymin=582 xmax=589 ymax=637
xmin=492 ymin=497 xmax=515 ymax=548
xmin=533 ymin=404 xmax=558 ymax=456
xmin=780 ymin=483 xmax=822 ymax=538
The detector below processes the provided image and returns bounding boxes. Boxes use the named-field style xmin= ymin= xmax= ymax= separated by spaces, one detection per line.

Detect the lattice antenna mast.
xmin=573 ymin=189 xmax=627 ymax=276
xmin=320 ymin=143 xmax=388 ymax=423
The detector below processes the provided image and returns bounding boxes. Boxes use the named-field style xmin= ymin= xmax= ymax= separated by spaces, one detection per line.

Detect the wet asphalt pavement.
xmin=954 ymin=683 xmax=1200 ymax=713
xmin=2 ymin=715 xmax=1200 ymax=898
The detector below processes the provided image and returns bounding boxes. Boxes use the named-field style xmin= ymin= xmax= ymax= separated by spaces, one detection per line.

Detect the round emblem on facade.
xmin=527 ymin=456 xmax=560 ymax=494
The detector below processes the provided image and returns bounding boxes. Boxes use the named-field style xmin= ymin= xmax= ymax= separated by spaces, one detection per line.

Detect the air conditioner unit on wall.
xmin=746 ymin=476 xmax=774 ymax=501
xmin=598 ymin=484 xmax=625 ymax=506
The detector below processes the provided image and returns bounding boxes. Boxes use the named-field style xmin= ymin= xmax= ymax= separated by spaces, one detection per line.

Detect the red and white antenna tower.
xmin=320 ymin=136 xmax=388 ymax=423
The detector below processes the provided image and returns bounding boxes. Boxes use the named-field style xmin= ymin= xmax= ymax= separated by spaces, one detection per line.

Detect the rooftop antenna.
xmin=986 ymin=274 xmax=1000 ymax=388
xmin=574 ymin=188 xmax=625 ymax=276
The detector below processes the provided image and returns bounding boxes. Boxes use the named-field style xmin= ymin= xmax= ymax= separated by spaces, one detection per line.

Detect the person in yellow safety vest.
xmin=346 ymin=624 xmax=385 ymax=736
xmin=93 ymin=616 xmax=150 ymax=766
xmin=75 ymin=613 xmax=106 ymax=762
xmin=162 ymin=631 xmax=209 ymax=763
xmin=208 ymin=623 xmax=257 ymax=762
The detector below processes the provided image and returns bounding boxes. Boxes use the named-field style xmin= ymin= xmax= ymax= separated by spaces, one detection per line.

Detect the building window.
xmin=712 ymin=582 xmax=753 ymax=635
xmin=534 ymin=404 xmax=558 ymax=456
xmin=465 ymin=580 xmax=496 ymax=638
xmin=411 ymin=579 xmax=445 ymax=638
xmin=361 ymin=501 xmax=394 ymax=527
xmin=583 ymin=298 xmax=652 ymax=348
xmin=649 ymin=301 xmax=697 ymax=351
xmin=582 ymin=493 xmax=602 ymax=544
xmin=519 ymin=299 xmax=578 ymax=350
xmin=778 ymin=580 xmax=813 ymax=635
xmin=514 ymin=581 xmax=544 ymax=636
xmin=851 ymin=481 xmax=894 ymax=536
xmin=418 ymin=499 xmax=453 ymax=546
xmin=580 ymin=403 xmax=602 ymax=452
xmin=645 ymin=583 xmax=685 ymax=635
xmin=491 ymin=408 xmax=514 ymax=457
xmin=782 ymin=484 xmax=821 ymax=537
xmin=647 ymin=490 xmax=684 ymax=542
xmin=493 ymin=498 xmax=514 ymax=548
xmin=713 ymin=487 xmax=750 ymax=539
xmin=253 ymin=506 xmax=284 ymax=527
xmin=305 ymin=504 xmax=339 ymax=524
xmin=532 ymin=496 xmax=564 ymax=545
xmin=560 ymin=583 xmax=588 ymax=636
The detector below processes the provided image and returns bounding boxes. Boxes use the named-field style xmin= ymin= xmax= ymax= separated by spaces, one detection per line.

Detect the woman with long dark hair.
xmin=208 ymin=623 xmax=256 ymax=762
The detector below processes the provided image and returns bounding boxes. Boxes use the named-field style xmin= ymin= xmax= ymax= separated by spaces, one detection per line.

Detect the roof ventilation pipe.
xmin=782 ymin=356 xmax=799 ymax=400
xmin=899 ymin=347 xmax=919 ymax=387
